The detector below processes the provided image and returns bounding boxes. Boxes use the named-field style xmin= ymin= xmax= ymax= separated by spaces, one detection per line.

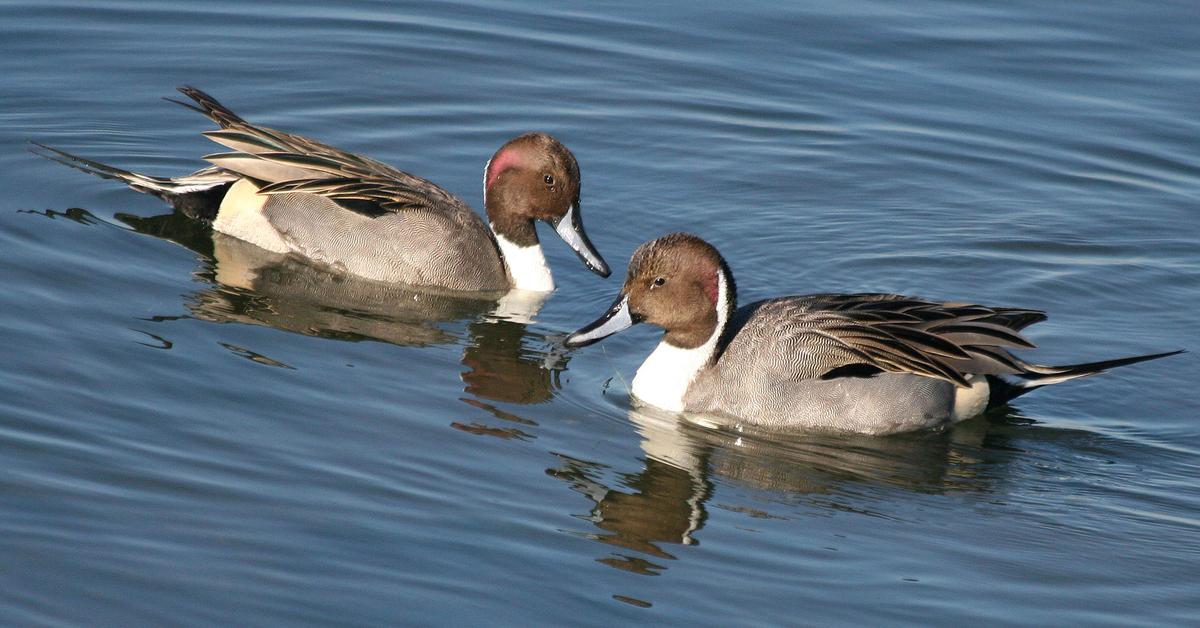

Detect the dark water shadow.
xmin=108 ymin=208 xmax=568 ymax=406
xmin=547 ymin=404 xmax=1048 ymax=577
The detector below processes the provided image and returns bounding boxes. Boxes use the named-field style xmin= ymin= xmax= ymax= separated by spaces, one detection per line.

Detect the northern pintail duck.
xmin=564 ymin=233 xmax=1181 ymax=435
xmin=33 ymin=87 xmax=610 ymax=291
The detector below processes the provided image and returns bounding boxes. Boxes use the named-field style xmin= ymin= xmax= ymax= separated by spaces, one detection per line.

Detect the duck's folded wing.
xmin=203 ymin=148 xmax=456 ymax=216
xmin=737 ymin=296 xmax=1047 ymax=387
xmin=170 ymin=86 xmax=457 ymax=216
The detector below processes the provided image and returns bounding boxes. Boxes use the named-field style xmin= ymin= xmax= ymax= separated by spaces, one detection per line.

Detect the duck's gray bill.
xmin=552 ymin=203 xmax=611 ymax=278
xmin=563 ymin=295 xmax=635 ymax=348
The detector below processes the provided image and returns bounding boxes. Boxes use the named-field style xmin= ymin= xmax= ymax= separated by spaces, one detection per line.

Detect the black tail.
xmin=987 ymin=349 xmax=1184 ymax=408
xmin=30 ymin=142 xmax=165 ymax=190
xmin=29 ymin=142 xmax=233 ymax=222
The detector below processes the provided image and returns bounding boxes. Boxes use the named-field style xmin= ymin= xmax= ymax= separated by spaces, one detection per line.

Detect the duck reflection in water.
xmin=117 ymin=208 xmax=567 ymax=406
xmin=549 ymin=405 xmax=1020 ymax=576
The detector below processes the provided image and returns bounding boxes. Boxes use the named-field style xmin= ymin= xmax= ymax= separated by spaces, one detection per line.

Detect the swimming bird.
xmin=564 ymin=233 xmax=1180 ymax=435
xmin=32 ymin=86 xmax=609 ymax=292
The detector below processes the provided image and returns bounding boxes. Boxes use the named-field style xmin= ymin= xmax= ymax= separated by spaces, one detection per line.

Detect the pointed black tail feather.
xmin=30 ymin=142 xmax=156 ymax=188
xmin=29 ymin=142 xmax=233 ymax=222
xmin=987 ymin=349 xmax=1184 ymax=408
xmin=1016 ymin=350 xmax=1184 ymax=385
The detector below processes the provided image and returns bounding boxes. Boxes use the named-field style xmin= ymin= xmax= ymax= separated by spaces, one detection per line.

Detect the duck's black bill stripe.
xmin=551 ymin=203 xmax=610 ymax=278
xmin=564 ymin=295 xmax=638 ymax=348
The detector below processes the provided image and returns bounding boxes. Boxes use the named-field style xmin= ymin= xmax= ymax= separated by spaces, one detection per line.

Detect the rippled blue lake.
xmin=2 ymin=0 xmax=1198 ymax=624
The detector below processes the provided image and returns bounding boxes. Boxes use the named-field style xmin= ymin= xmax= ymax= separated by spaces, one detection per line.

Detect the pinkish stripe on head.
xmin=486 ymin=147 xmax=525 ymax=191
xmin=701 ymin=267 xmax=719 ymax=305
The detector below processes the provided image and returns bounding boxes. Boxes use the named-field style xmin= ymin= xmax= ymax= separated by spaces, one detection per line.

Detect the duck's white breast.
xmin=632 ymin=342 xmax=713 ymax=412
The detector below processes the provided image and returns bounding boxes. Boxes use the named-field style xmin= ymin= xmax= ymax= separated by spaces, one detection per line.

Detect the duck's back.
xmin=179 ymin=86 xmax=510 ymax=291
xmin=686 ymin=297 xmax=960 ymax=433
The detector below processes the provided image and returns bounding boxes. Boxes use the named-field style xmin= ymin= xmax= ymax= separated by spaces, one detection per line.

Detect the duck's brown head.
xmin=565 ymin=233 xmax=736 ymax=350
xmin=484 ymin=133 xmax=609 ymax=278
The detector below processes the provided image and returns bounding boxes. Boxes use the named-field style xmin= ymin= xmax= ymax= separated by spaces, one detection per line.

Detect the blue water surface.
xmin=2 ymin=1 xmax=1198 ymax=625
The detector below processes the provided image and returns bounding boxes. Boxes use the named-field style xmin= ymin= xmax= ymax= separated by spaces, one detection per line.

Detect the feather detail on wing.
xmin=169 ymin=86 xmax=462 ymax=217
xmin=731 ymin=294 xmax=1049 ymax=388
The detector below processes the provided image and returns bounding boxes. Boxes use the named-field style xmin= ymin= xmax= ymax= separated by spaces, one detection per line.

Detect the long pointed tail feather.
xmin=30 ymin=142 xmax=171 ymax=193
xmin=1014 ymin=350 xmax=1184 ymax=385
xmin=30 ymin=142 xmax=235 ymax=221
xmin=987 ymin=349 xmax=1184 ymax=408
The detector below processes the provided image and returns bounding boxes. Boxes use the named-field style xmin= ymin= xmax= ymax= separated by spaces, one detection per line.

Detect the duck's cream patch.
xmin=494 ymin=230 xmax=554 ymax=292
xmin=951 ymin=374 xmax=990 ymax=422
xmin=631 ymin=271 xmax=729 ymax=412
xmin=213 ymin=179 xmax=290 ymax=254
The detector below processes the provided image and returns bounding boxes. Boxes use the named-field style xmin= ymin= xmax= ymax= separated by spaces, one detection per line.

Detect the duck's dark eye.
xmin=652 ymin=277 xmax=666 ymax=287
xmin=544 ymin=174 xmax=554 ymax=185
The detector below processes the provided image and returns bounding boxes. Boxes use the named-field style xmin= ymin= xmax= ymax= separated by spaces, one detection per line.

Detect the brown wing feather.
xmin=171 ymin=86 xmax=463 ymax=217
xmin=727 ymin=295 xmax=1047 ymax=387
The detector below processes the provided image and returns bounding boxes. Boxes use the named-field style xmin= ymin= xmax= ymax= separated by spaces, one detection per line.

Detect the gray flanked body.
xmin=32 ymin=86 xmax=610 ymax=293
xmin=690 ymin=373 xmax=955 ymax=434
xmin=564 ymin=233 xmax=1180 ymax=436
xmin=687 ymin=299 xmax=969 ymax=433
xmin=243 ymin=186 xmax=507 ymax=290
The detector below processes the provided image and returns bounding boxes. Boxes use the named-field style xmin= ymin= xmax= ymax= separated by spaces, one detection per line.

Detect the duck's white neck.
xmin=493 ymin=229 xmax=554 ymax=292
xmin=631 ymin=270 xmax=731 ymax=412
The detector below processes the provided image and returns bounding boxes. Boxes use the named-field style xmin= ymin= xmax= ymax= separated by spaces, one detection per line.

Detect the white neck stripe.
xmin=493 ymin=229 xmax=554 ymax=292
xmin=630 ymin=269 xmax=729 ymax=411
xmin=482 ymin=156 xmax=492 ymax=207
